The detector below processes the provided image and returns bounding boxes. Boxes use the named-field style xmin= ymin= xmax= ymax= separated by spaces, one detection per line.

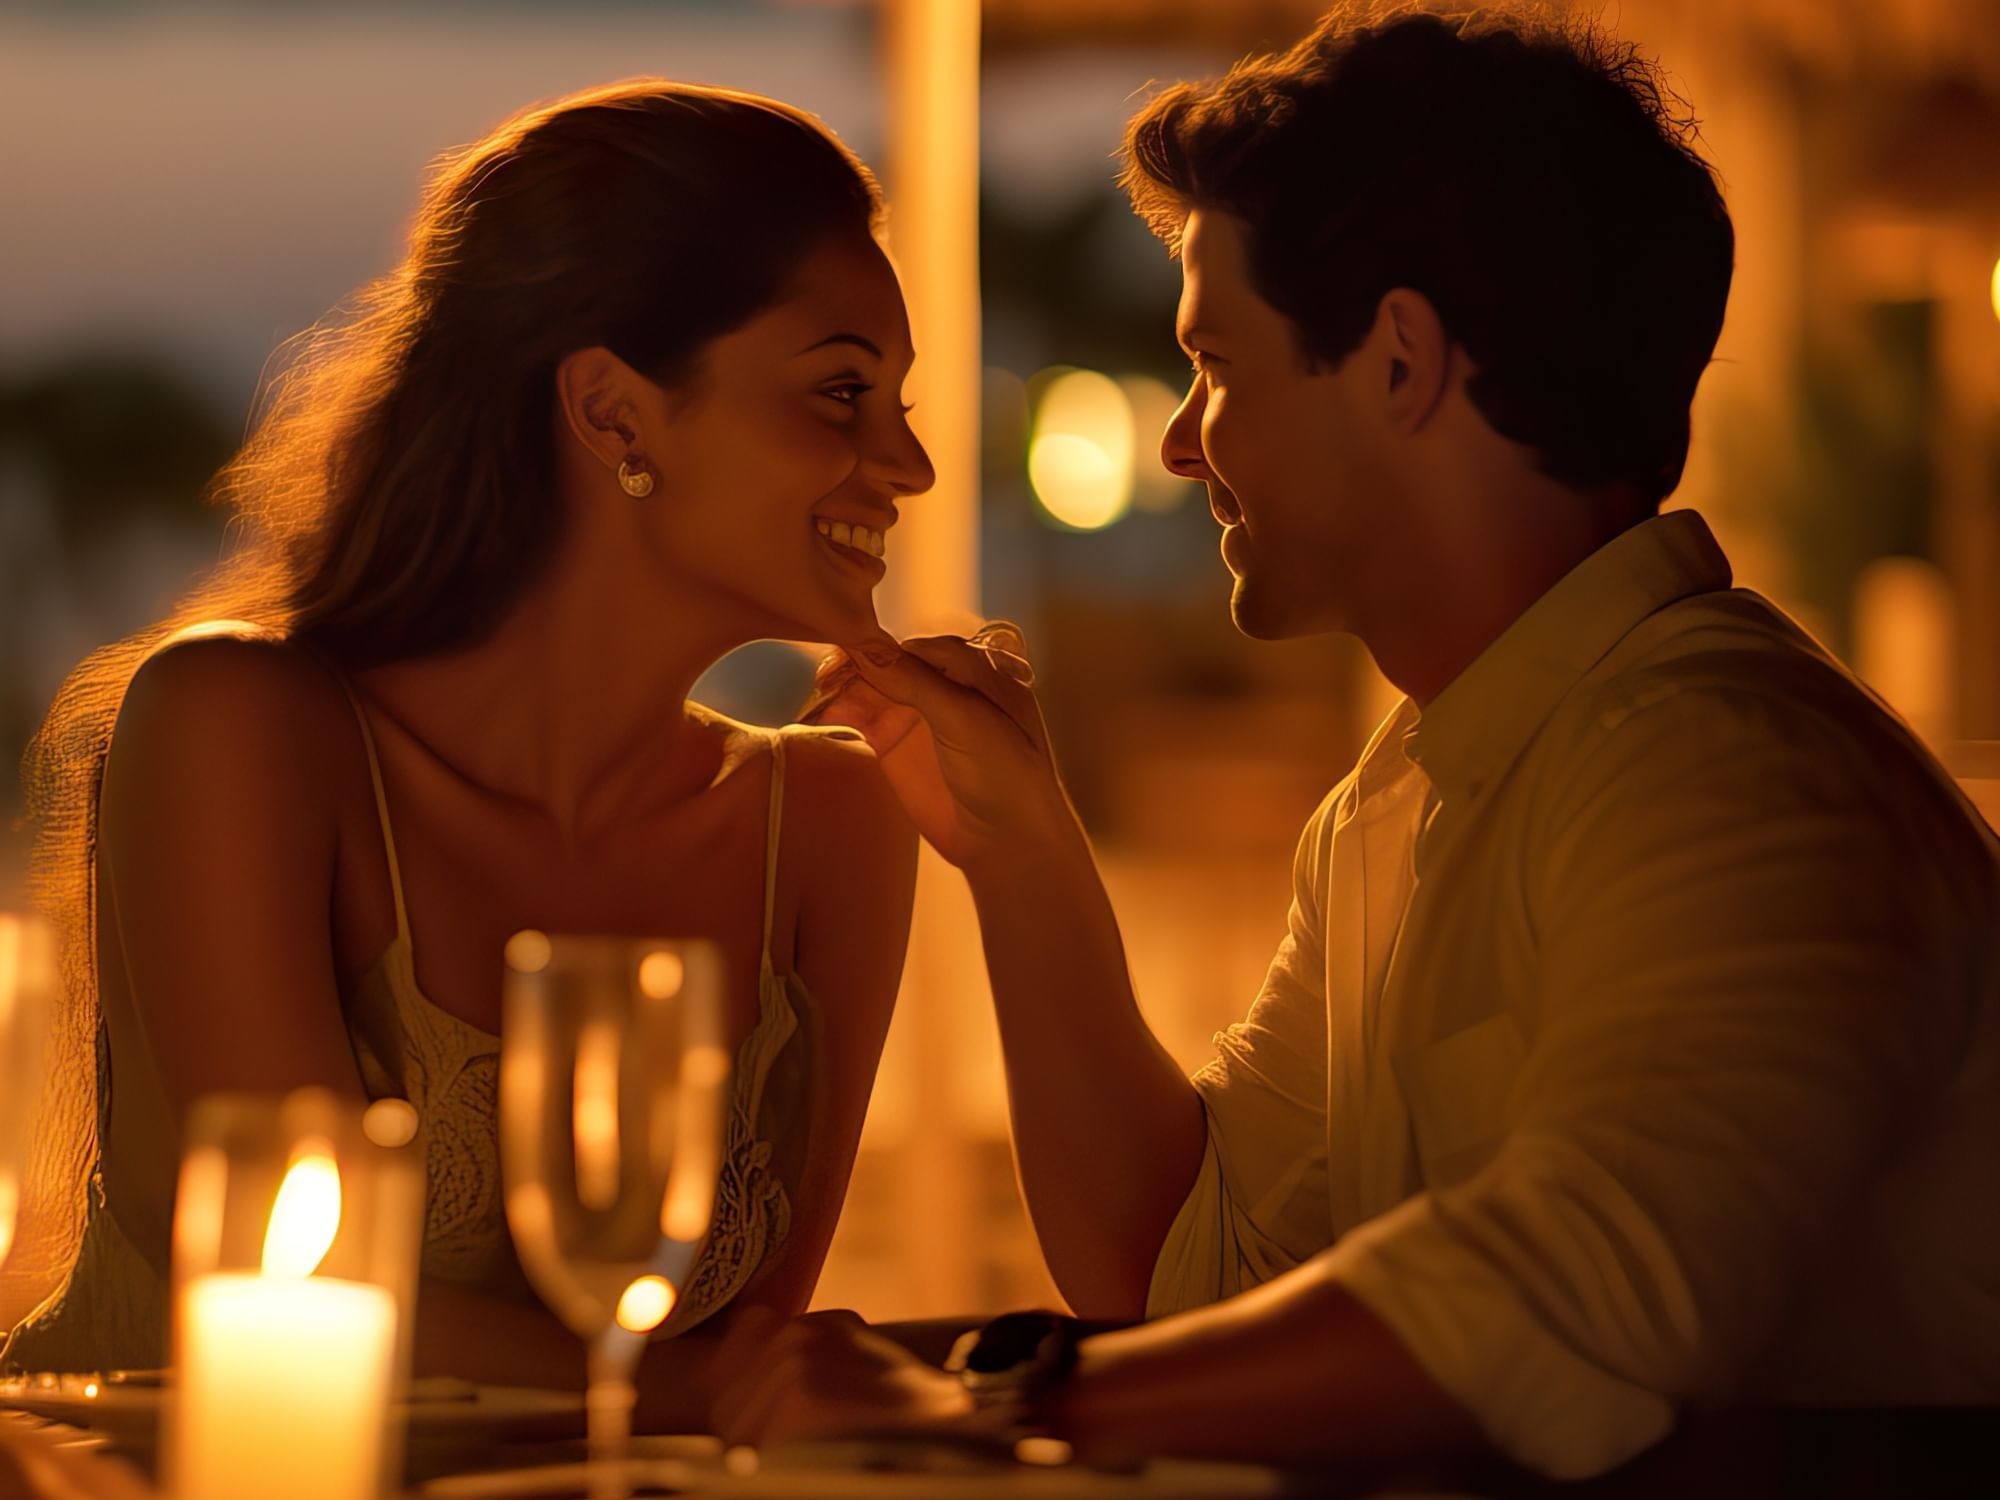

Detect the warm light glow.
xmin=1029 ymin=368 xmax=1134 ymax=531
xmin=0 ymin=915 xmax=18 ymax=1033
xmin=361 ymin=1097 xmax=419 ymax=1149
xmin=261 ymin=1144 xmax=342 ymax=1278
xmin=614 ymin=1274 xmax=677 ymax=1333
xmin=174 ymin=1145 xmax=229 ymax=1271
xmin=1990 ymin=254 xmax=2000 ymax=324
xmin=661 ymin=1044 xmax=729 ymax=1240
xmin=637 ymin=950 xmax=683 ymax=1000
xmin=504 ymin=929 xmax=552 ymax=974
xmin=682 ymin=1042 xmax=730 ymax=1091
xmin=1014 ymin=1436 xmax=1073 ymax=1467
xmin=572 ymin=1018 xmax=622 ymax=1211
xmin=505 ymin=1180 xmax=555 ymax=1245
xmin=0 ymin=914 xmax=51 ymax=1273
xmin=82 ymin=1382 xmax=99 ymax=1399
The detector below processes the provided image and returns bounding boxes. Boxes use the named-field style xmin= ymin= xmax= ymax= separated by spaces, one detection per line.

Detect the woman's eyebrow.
xmin=796 ymin=332 xmax=883 ymax=359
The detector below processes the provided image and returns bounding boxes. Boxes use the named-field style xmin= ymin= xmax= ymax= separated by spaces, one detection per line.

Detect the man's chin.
xmin=1227 ymin=578 xmax=1296 ymax=641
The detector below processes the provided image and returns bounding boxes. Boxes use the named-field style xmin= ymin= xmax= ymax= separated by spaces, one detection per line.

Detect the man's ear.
xmin=555 ymin=346 xmax=649 ymax=469
xmin=1374 ymin=288 xmax=1452 ymax=434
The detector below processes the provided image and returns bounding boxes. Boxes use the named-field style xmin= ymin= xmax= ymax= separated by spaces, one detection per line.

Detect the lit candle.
xmin=175 ymin=1273 xmax=395 ymax=1500
xmin=173 ymin=1142 xmax=398 ymax=1500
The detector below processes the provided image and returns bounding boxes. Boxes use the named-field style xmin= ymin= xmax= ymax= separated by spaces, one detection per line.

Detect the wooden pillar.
xmin=874 ymin=0 xmax=989 ymax=1318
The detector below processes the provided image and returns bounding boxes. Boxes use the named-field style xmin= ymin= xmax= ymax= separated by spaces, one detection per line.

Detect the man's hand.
xmin=706 ymin=1308 xmax=989 ymax=1448
xmin=803 ymin=622 xmax=1079 ymax=874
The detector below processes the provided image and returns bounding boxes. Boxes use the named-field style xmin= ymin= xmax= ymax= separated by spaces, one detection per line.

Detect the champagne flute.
xmin=0 ymin=914 xmax=55 ymax=1274
xmin=500 ymin=932 xmax=728 ymax=1500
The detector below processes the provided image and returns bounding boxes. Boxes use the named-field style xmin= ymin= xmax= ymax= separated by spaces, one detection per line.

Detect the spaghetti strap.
xmin=760 ymin=726 xmax=792 ymax=961
xmin=322 ymin=664 xmax=414 ymax=946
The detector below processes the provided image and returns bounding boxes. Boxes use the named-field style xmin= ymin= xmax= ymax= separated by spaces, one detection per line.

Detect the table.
xmin=5 ymin=1369 xmax=1997 ymax=1499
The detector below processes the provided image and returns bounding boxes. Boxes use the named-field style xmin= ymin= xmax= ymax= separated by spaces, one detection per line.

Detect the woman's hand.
xmin=706 ymin=1308 xmax=987 ymax=1447
xmin=802 ymin=623 xmax=1081 ymax=874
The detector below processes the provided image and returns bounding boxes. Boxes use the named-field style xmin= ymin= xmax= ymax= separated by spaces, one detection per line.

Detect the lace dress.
xmin=4 ymin=698 xmax=830 ymax=1370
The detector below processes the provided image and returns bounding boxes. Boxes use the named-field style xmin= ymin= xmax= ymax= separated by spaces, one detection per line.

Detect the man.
xmin=716 ymin=3 xmax=2000 ymax=1479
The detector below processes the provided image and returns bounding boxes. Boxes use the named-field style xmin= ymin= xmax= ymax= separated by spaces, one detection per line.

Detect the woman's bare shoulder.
xmin=109 ymin=629 xmax=356 ymax=815
xmin=777 ymin=724 xmax=918 ymax=880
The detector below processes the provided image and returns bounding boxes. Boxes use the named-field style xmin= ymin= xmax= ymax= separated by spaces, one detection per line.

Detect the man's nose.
xmin=1160 ymin=377 xmax=1211 ymax=481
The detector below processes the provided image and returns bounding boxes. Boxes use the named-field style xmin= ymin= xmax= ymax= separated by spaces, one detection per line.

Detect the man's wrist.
xmin=961 ymin=810 xmax=1092 ymax=892
xmin=942 ymin=1311 xmax=1110 ymax=1440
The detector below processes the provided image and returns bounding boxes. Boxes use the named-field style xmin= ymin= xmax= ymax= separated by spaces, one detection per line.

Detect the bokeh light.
xmin=1119 ymin=374 xmax=1196 ymax=513
xmin=1028 ymin=367 xmax=1134 ymax=530
xmin=614 ymin=1274 xmax=676 ymax=1333
xmin=1990 ymin=253 xmax=2000 ymax=324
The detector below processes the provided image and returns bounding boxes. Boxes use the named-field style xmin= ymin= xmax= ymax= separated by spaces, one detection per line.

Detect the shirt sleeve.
xmin=1148 ymin=790 xmax=1340 ymax=1318
xmin=1323 ymin=681 xmax=1989 ymax=1479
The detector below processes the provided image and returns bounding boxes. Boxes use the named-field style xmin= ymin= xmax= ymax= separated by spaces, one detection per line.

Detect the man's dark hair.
xmin=1120 ymin=2 xmax=1734 ymax=507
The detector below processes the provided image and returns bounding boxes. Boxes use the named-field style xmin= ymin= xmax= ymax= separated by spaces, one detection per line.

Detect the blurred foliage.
xmin=1791 ymin=299 xmax=1937 ymax=654
xmin=2 ymin=354 xmax=233 ymax=846
xmin=0 ymin=354 xmax=233 ymax=562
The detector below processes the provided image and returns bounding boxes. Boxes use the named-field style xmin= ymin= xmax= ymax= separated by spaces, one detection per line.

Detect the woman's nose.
xmin=1160 ymin=377 xmax=1211 ymax=481
xmin=869 ymin=414 xmax=936 ymax=498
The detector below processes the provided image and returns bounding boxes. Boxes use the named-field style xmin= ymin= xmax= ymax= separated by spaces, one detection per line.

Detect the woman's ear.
xmin=555 ymin=346 xmax=647 ymax=468
xmin=1374 ymin=288 xmax=1452 ymax=434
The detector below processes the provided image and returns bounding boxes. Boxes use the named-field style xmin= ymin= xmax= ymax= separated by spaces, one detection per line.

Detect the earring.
xmin=617 ymin=456 xmax=655 ymax=498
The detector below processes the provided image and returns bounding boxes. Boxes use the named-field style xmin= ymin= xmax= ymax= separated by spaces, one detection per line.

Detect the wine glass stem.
xmin=586 ymin=1332 xmax=639 ymax=1500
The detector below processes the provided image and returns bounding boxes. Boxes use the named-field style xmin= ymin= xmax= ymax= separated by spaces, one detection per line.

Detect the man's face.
xmin=1160 ymin=210 xmax=1391 ymax=640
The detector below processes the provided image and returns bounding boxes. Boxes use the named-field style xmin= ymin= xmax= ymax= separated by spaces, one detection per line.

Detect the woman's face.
xmin=625 ymin=233 xmax=934 ymax=648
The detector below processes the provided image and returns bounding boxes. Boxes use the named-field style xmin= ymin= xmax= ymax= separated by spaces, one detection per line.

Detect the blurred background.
xmin=4 ymin=0 xmax=1998 ymax=1321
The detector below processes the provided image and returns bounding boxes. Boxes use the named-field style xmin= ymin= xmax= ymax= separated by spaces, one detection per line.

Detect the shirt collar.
xmin=1402 ymin=508 xmax=1733 ymax=803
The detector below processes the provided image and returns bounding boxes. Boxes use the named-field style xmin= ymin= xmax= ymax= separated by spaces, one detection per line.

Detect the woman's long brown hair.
xmin=6 ymin=79 xmax=883 ymax=1335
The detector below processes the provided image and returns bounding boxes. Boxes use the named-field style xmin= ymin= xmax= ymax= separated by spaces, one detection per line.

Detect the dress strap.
xmin=760 ymin=726 xmax=793 ymax=962
xmin=322 ymin=663 xmax=414 ymax=946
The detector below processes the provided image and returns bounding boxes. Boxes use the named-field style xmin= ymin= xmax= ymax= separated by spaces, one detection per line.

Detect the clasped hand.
xmin=803 ymin=622 xmax=1079 ymax=874
xmin=705 ymin=1307 xmax=1003 ymax=1448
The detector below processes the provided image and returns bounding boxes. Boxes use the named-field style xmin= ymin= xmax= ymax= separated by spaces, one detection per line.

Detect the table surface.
xmin=6 ymin=1374 xmax=1999 ymax=1500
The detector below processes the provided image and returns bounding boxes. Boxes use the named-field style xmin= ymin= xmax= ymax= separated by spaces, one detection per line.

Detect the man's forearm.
xmin=965 ymin=824 xmax=1207 ymax=1318
xmin=1054 ymin=1260 xmax=1486 ymax=1467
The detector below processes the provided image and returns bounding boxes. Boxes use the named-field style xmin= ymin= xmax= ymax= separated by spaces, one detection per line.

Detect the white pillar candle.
xmin=175 ymin=1272 xmax=396 ymax=1500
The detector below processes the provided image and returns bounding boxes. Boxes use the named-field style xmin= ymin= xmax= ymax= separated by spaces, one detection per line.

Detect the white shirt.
xmin=1147 ymin=510 xmax=2000 ymax=1479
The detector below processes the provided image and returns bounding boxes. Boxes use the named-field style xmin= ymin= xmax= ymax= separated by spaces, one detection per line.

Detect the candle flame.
xmin=261 ymin=1144 xmax=342 ymax=1278
xmin=614 ymin=1274 xmax=676 ymax=1333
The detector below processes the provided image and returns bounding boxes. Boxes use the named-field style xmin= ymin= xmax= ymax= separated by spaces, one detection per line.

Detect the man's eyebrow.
xmin=796 ymin=332 xmax=883 ymax=359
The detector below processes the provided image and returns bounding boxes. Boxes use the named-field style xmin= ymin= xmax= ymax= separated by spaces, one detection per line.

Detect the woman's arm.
xmin=100 ymin=639 xmax=364 ymax=1117
xmin=741 ymin=730 xmax=919 ymax=1315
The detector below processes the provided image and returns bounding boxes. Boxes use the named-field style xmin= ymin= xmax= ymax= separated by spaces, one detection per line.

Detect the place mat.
xmin=0 ymin=1371 xmax=585 ymax=1470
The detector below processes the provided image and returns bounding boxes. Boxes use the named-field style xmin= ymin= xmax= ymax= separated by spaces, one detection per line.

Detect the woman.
xmin=3 ymin=79 xmax=928 ymax=1424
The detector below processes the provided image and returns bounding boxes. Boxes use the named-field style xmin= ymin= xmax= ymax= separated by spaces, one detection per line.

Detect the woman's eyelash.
xmin=819 ymin=384 xmax=916 ymax=418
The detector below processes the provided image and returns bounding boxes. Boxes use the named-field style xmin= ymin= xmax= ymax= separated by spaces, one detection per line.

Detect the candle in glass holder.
xmin=170 ymin=1095 xmax=417 ymax=1500
xmin=177 ymin=1271 xmax=395 ymax=1500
